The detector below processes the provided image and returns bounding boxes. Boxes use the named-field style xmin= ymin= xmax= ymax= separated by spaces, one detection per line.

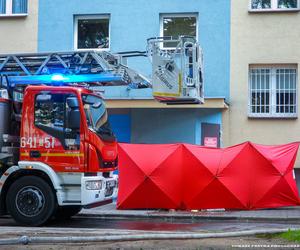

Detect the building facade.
xmin=1 ymin=0 xmax=300 ymax=173
xmin=226 ymin=0 xmax=300 ymax=177
xmin=1 ymin=0 xmax=299 ymax=150
xmin=0 ymin=0 xmax=38 ymax=53
xmin=37 ymin=0 xmax=231 ymax=145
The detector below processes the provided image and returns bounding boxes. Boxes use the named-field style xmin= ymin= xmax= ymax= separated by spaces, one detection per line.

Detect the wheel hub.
xmin=15 ymin=186 xmax=45 ymax=217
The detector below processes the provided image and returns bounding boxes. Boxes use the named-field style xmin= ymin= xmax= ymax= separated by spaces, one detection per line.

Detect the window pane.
xmin=77 ymin=18 xmax=109 ymax=49
xmin=35 ymin=94 xmax=65 ymax=129
xmin=35 ymin=93 xmax=80 ymax=150
xmin=250 ymin=68 xmax=271 ymax=114
xmin=12 ymin=0 xmax=28 ymax=14
xmin=0 ymin=0 xmax=6 ymax=14
xmin=251 ymin=0 xmax=271 ymax=9
xmin=162 ymin=16 xmax=197 ymax=48
xmin=278 ymin=0 xmax=297 ymax=8
xmin=276 ymin=68 xmax=297 ymax=114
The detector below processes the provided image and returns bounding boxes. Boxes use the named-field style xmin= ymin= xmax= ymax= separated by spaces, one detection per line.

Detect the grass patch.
xmin=257 ymin=229 xmax=300 ymax=242
xmin=279 ymin=229 xmax=300 ymax=242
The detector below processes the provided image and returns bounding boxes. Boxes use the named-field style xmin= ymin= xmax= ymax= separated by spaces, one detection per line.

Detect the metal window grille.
xmin=249 ymin=66 xmax=297 ymax=118
xmin=12 ymin=0 xmax=27 ymax=14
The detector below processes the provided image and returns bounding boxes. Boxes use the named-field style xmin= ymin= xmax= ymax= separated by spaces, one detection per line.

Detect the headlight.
xmin=85 ymin=180 xmax=102 ymax=190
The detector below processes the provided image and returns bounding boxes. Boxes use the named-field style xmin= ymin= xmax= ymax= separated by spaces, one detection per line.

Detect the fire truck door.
xmin=28 ymin=92 xmax=85 ymax=172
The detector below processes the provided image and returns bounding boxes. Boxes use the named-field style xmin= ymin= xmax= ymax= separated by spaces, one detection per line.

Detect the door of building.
xmin=201 ymin=123 xmax=221 ymax=148
xmin=108 ymin=114 xmax=131 ymax=143
xmin=108 ymin=114 xmax=131 ymax=176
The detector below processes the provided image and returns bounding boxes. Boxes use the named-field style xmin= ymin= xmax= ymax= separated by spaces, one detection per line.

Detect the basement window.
xmin=0 ymin=0 xmax=28 ymax=16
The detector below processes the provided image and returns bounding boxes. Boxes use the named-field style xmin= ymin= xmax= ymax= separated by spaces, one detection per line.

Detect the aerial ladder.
xmin=0 ymin=36 xmax=204 ymax=103
xmin=0 ymin=36 xmax=203 ymax=226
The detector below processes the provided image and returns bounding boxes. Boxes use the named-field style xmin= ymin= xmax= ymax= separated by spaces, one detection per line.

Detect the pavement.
xmin=80 ymin=203 xmax=300 ymax=221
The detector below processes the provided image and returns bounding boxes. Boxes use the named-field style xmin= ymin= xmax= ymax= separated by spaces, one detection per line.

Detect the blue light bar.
xmin=6 ymin=73 xmax=123 ymax=87
xmin=51 ymin=74 xmax=67 ymax=82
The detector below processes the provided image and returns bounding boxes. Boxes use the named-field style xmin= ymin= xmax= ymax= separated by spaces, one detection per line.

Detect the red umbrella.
xmin=117 ymin=142 xmax=300 ymax=210
xmin=183 ymin=142 xmax=300 ymax=210
xmin=249 ymin=142 xmax=300 ymax=209
xmin=183 ymin=143 xmax=250 ymax=209
xmin=117 ymin=143 xmax=183 ymax=209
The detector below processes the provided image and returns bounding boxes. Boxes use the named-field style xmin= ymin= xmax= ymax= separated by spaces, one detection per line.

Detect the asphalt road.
xmin=0 ymin=216 xmax=299 ymax=233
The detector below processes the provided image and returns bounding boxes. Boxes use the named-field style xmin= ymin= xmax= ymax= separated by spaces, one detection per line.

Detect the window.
xmin=82 ymin=94 xmax=116 ymax=142
xmin=35 ymin=94 xmax=65 ymax=130
xmin=251 ymin=0 xmax=272 ymax=9
xmin=250 ymin=0 xmax=299 ymax=11
xmin=74 ymin=15 xmax=110 ymax=50
xmin=35 ymin=93 xmax=80 ymax=150
xmin=160 ymin=14 xmax=197 ymax=48
xmin=249 ymin=66 xmax=297 ymax=118
xmin=0 ymin=0 xmax=27 ymax=16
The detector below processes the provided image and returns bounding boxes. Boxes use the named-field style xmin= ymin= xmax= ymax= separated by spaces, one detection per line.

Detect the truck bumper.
xmin=81 ymin=174 xmax=118 ymax=206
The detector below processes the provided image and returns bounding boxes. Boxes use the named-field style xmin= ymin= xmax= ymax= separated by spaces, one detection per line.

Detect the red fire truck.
xmin=0 ymin=37 xmax=203 ymax=226
xmin=0 ymin=85 xmax=119 ymax=226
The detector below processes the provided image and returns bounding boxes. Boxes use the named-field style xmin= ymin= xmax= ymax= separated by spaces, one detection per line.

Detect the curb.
xmin=78 ymin=212 xmax=300 ymax=222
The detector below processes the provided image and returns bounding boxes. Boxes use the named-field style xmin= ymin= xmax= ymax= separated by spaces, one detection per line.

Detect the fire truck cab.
xmin=0 ymin=85 xmax=118 ymax=226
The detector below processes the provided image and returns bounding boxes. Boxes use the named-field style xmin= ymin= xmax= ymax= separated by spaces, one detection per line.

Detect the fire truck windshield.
xmin=82 ymin=94 xmax=116 ymax=142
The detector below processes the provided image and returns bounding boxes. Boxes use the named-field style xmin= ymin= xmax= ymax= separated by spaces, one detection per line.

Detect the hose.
xmin=0 ymin=228 xmax=298 ymax=245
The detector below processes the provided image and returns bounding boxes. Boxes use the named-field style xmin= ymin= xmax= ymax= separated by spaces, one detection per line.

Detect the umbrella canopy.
xmin=183 ymin=142 xmax=250 ymax=209
xmin=117 ymin=143 xmax=183 ymax=209
xmin=183 ymin=142 xmax=300 ymax=209
xmin=250 ymin=142 xmax=300 ymax=209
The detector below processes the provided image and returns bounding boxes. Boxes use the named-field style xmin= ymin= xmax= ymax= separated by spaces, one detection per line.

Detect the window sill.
xmin=0 ymin=13 xmax=28 ymax=18
xmin=248 ymin=8 xmax=300 ymax=13
xmin=248 ymin=114 xmax=298 ymax=119
xmin=74 ymin=48 xmax=110 ymax=52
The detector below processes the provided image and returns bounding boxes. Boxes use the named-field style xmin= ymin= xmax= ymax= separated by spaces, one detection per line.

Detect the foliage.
xmin=279 ymin=229 xmax=300 ymax=242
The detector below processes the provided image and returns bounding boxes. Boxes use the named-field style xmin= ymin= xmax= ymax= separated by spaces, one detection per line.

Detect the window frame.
xmin=249 ymin=0 xmax=300 ymax=12
xmin=34 ymin=92 xmax=81 ymax=150
xmin=159 ymin=13 xmax=198 ymax=50
xmin=0 ymin=0 xmax=28 ymax=17
xmin=74 ymin=14 xmax=111 ymax=51
xmin=34 ymin=93 xmax=67 ymax=131
xmin=248 ymin=65 xmax=298 ymax=119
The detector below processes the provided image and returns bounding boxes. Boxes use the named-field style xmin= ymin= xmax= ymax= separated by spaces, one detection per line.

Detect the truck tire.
xmin=54 ymin=205 xmax=82 ymax=220
xmin=6 ymin=176 xmax=57 ymax=226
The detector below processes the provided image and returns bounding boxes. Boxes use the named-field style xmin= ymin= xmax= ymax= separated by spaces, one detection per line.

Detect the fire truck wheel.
xmin=6 ymin=176 xmax=57 ymax=226
xmin=54 ymin=205 xmax=82 ymax=220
